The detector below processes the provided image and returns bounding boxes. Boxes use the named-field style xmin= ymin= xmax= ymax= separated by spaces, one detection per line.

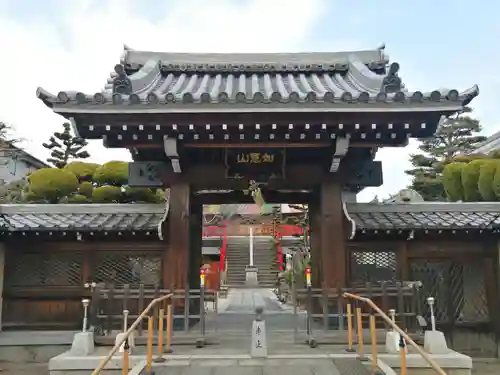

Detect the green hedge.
xmin=443 ymin=162 xmax=465 ymax=201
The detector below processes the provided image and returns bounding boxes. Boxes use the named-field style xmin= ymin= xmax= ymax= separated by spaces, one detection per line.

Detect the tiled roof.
xmin=349 ymin=203 xmax=500 ymax=231
xmin=473 ymin=130 xmax=500 ymax=154
xmin=1 ymin=203 xmax=500 ymax=233
xmin=233 ymin=202 xmax=500 ymax=231
xmin=0 ymin=204 xmax=163 ymax=232
xmin=36 ymin=47 xmax=478 ymax=112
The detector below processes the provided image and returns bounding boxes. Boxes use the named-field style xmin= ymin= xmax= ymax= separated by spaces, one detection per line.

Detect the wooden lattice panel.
xmin=350 ymin=250 xmax=397 ymax=282
xmin=5 ymin=251 xmax=83 ymax=287
xmin=410 ymin=260 xmax=489 ymax=323
xmin=94 ymin=252 xmax=162 ymax=287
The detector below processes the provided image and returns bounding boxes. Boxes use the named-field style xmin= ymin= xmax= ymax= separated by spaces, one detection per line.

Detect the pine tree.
xmin=43 ymin=123 xmax=90 ymax=168
xmin=405 ymin=107 xmax=486 ymax=201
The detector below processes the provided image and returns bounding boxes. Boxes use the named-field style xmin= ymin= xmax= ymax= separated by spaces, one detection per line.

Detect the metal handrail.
xmin=91 ymin=292 xmax=174 ymax=375
xmin=343 ymin=292 xmax=447 ymax=375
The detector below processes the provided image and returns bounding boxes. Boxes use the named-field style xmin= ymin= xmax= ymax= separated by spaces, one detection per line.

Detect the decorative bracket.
xmin=164 ymin=136 xmax=181 ymax=173
xmin=329 ymin=136 xmax=350 ymax=172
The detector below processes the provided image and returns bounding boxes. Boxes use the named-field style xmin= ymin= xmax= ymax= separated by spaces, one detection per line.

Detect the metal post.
xmin=154 ymin=309 xmax=165 ymax=362
xmin=346 ymin=303 xmax=355 ymax=352
xmin=370 ymin=314 xmax=378 ymax=372
xmin=165 ymin=304 xmax=173 ymax=354
xmin=200 ymin=284 xmax=206 ymax=337
xmin=82 ymin=299 xmax=90 ymax=333
xmin=399 ymin=334 xmax=407 ymax=375
xmin=197 ymin=267 xmax=206 ymax=348
xmin=145 ymin=317 xmax=154 ymax=374
xmin=305 ymin=267 xmax=316 ymax=347
xmin=249 ymin=227 xmax=254 ymax=266
xmin=356 ymin=306 xmax=364 ymax=358
xmin=122 ymin=338 xmax=129 ymax=375
xmin=427 ymin=297 xmax=436 ymax=331
xmin=306 ymin=285 xmax=312 ymax=336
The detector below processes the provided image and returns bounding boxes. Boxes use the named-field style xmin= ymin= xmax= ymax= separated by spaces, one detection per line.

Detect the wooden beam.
xmin=184 ymin=142 xmax=330 ymax=149
xmin=76 ymin=110 xmax=442 ymax=129
xmin=128 ymin=161 xmax=383 ymax=189
xmin=196 ymin=190 xmax=311 ymax=204
xmin=169 ymin=165 xmax=343 ymax=189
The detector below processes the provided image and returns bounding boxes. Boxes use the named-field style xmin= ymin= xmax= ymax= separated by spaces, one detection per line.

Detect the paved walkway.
xmin=206 ymin=288 xmax=308 ymax=337
xmin=153 ymin=359 xmax=342 ymax=375
xmin=219 ymin=288 xmax=290 ymax=313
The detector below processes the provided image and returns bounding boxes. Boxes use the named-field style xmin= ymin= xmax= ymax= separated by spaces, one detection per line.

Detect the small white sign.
xmin=250 ymin=320 xmax=267 ymax=358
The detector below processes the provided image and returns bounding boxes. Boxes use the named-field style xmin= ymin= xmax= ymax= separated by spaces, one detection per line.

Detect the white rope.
xmin=203 ymin=213 xmax=220 ymax=225
xmin=157 ymin=188 xmax=170 ymax=240
xmin=342 ymin=200 xmax=356 ymax=239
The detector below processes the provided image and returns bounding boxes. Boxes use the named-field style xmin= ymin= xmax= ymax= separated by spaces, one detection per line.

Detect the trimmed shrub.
xmin=64 ymin=162 xmax=100 ymax=182
xmin=27 ymin=168 xmax=79 ymax=203
xmin=461 ymin=159 xmax=487 ymax=201
xmin=478 ymin=160 xmax=499 ymax=201
xmin=78 ymin=181 xmax=94 ymax=198
xmin=443 ymin=162 xmax=465 ymax=201
xmin=92 ymin=161 xmax=128 ymax=186
xmin=123 ymin=187 xmax=161 ymax=203
xmin=92 ymin=186 xmax=122 ymax=202
xmin=492 ymin=163 xmax=500 ymax=199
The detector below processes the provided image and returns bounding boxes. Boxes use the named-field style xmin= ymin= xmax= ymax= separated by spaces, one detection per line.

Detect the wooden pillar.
xmin=396 ymin=241 xmax=409 ymax=281
xmin=0 ymin=243 xmax=5 ymax=331
xmin=167 ymin=183 xmax=191 ymax=290
xmin=308 ymin=194 xmax=322 ymax=288
xmin=493 ymin=240 xmax=500 ymax=357
xmin=188 ymin=196 xmax=203 ymax=290
xmin=319 ymin=182 xmax=346 ymax=289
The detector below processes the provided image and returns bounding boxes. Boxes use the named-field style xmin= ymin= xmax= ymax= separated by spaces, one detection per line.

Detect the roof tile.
xmin=37 ymin=49 xmax=479 ymax=110
xmin=1 ymin=203 xmax=500 ymax=233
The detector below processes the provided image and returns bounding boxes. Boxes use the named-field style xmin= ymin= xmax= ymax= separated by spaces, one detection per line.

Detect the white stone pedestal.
xmin=70 ymin=332 xmax=95 ymax=356
xmin=115 ymin=331 xmax=135 ymax=353
xmin=245 ymin=266 xmax=259 ymax=287
xmin=424 ymin=330 xmax=450 ymax=354
xmin=251 ymin=319 xmax=267 ymax=357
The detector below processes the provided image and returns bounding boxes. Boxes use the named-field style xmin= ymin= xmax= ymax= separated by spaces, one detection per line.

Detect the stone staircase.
xmin=226 ymin=236 xmax=278 ymax=287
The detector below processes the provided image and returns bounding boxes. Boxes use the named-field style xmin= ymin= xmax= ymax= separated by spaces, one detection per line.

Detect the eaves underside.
xmin=53 ymin=102 xmax=464 ymax=115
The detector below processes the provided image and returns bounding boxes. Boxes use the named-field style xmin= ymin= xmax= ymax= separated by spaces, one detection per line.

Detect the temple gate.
xmin=37 ymin=45 xmax=478 ymax=292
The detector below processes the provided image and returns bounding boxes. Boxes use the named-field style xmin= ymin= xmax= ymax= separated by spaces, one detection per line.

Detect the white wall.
xmin=0 ymin=156 xmax=40 ymax=184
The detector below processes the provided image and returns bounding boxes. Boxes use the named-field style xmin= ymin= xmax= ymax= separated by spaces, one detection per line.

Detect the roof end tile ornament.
xmin=112 ymin=64 xmax=132 ymax=95
xmin=120 ymin=44 xmax=133 ymax=65
xmin=36 ymin=87 xmax=58 ymax=107
xmin=381 ymin=62 xmax=402 ymax=94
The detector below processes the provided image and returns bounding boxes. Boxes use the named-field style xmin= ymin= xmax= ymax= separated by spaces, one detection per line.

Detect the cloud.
xmin=0 ymin=0 xmax=326 ymax=164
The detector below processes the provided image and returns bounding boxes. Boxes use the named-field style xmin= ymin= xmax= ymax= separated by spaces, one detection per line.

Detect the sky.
xmin=0 ymin=0 xmax=498 ymax=202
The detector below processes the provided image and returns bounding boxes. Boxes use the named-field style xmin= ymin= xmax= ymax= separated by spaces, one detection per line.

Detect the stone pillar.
xmin=168 ymin=183 xmax=191 ymax=290
xmin=0 ymin=243 xmax=5 ymax=331
xmin=319 ymin=182 xmax=346 ymax=288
